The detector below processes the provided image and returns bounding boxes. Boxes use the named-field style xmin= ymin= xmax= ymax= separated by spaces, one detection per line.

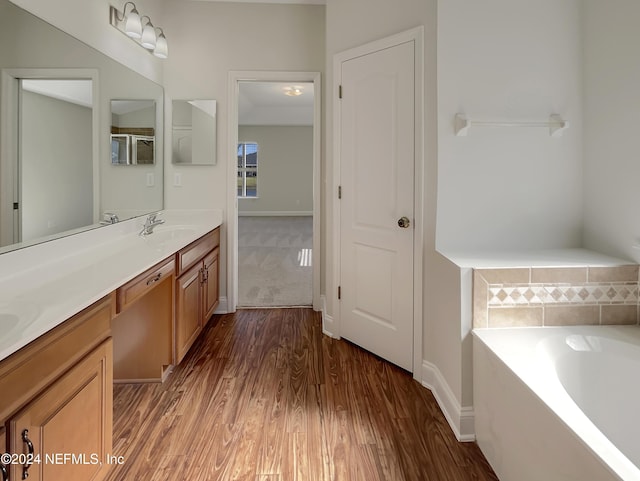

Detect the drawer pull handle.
xmin=1 ymin=456 xmax=7 ymax=481
xmin=146 ymin=273 xmax=162 ymax=285
xmin=22 ymin=429 xmax=33 ymax=479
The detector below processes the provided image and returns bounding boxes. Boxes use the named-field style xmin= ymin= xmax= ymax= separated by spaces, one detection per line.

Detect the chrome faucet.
xmin=100 ymin=212 xmax=119 ymax=225
xmin=139 ymin=212 xmax=164 ymax=236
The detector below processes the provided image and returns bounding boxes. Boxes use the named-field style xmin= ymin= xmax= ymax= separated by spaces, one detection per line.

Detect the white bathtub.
xmin=473 ymin=325 xmax=640 ymax=481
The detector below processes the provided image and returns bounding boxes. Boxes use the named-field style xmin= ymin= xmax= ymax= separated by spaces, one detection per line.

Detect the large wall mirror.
xmin=172 ymin=100 xmax=217 ymax=165
xmin=0 ymin=0 xmax=164 ymax=255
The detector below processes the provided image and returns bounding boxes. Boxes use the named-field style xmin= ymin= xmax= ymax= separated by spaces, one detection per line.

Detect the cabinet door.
xmin=202 ymin=247 xmax=220 ymax=325
xmin=1 ymin=426 xmax=7 ymax=481
xmin=9 ymin=340 xmax=112 ymax=481
xmin=176 ymin=262 xmax=202 ymax=363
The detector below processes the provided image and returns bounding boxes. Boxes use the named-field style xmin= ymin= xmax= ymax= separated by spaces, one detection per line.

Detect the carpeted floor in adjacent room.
xmin=238 ymin=216 xmax=312 ymax=307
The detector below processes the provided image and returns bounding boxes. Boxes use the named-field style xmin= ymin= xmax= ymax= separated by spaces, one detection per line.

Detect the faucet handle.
xmin=103 ymin=212 xmax=119 ymax=224
xmin=148 ymin=211 xmax=162 ymax=222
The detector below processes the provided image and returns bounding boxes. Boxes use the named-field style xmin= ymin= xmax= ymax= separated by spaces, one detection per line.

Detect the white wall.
xmin=8 ymin=0 xmax=164 ymax=83
xmin=582 ymin=0 xmax=640 ymax=262
xmin=21 ymin=91 xmax=93 ymax=240
xmin=238 ymin=126 xmax=313 ymax=215
xmin=433 ymin=0 xmax=585 ymax=421
xmin=437 ymin=0 xmax=583 ymax=253
xmin=162 ymin=1 xmax=325 ymax=303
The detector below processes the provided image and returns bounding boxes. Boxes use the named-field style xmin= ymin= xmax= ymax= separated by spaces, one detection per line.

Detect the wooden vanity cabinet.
xmin=175 ymin=228 xmax=220 ymax=364
xmin=1 ymin=427 xmax=7 ymax=481
xmin=203 ymin=247 xmax=220 ymax=321
xmin=112 ymin=257 xmax=175 ymax=382
xmin=8 ymin=340 xmax=112 ymax=481
xmin=176 ymin=262 xmax=203 ymax=364
xmin=0 ymin=294 xmax=113 ymax=481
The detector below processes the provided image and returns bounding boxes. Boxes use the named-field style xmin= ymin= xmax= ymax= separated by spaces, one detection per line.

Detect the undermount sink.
xmin=0 ymin=301 xmax=40 ymax=337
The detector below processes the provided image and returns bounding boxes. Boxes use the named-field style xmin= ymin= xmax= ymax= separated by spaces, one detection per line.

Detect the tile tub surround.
xmin=473 ymin=265 xmax=640 ymax=328
xmin=0 ymin=209 xmax=222 ymax=362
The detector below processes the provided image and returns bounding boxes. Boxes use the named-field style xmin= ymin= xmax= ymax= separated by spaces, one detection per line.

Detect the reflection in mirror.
xmin=20 ymin=79 xmax=94 ymax=243
xmin=172 ymin=100 xmax=217 ymax=165
xmin=111 ymin=100 xmax=156 ymax=165
xmin=0 ymin=0 xmax=164 ymax=255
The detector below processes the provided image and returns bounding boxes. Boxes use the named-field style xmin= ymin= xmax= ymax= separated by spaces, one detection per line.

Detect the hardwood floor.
xmin=105 ymin=309 xmax=498 ymax=481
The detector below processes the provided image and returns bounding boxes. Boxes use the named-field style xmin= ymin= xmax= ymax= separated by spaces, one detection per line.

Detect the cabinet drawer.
xmin=176 ymin=228 xmax=220 ymax=276
xmin=116 ymin=257 xmax=175 ymax=312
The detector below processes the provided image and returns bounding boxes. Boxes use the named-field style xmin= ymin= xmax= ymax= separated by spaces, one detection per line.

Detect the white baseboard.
xmin=214 ymin=296 xmax=229 ymax=314
xmin=238 ymin=211 xmax=313 ymax=217
xmin=422 ymin=360 xmax=475 ymax=442
xmin=320 ymin=294 xmax=339 ymax=339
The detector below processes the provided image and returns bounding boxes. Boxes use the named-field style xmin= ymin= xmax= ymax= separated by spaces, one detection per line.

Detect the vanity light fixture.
xmin=153 ymin=29 xmax=169 ymax=59
xmin=140 ymin=16 xmax=156 ymax=49
xmin=283 ymin=86 xmax=304 ymax=97
xmin=109 ymin=2 xmax=168 ymax=58
xmin=123 ymin=3 xmax=141 ymax=38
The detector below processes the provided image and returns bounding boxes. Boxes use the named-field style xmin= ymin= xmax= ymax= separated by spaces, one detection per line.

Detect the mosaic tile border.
xmin=487 ymin=284 xmax=639 ymax=306
xmin=473 ymin=266 xmax=640 ymax=329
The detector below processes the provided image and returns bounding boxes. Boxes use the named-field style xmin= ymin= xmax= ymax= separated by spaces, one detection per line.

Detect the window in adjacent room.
xmin=237 ymin=142 xmax=258 ymax=198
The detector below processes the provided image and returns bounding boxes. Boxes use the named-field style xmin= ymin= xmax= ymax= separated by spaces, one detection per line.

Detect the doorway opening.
xmin=228 ymin=72 xmax=321 ymax=311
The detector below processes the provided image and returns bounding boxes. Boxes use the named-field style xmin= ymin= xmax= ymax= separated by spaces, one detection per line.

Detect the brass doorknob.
xmin=397 ymin=216 xmax=411 ymax=228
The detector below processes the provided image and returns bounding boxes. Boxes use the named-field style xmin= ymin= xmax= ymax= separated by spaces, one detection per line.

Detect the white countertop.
xmin=0 ymin=209 xmax=223 ymax=362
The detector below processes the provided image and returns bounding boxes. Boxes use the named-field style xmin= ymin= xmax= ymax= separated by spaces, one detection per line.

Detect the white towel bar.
xmin=454 ymin=113 xmax=569 ymax=137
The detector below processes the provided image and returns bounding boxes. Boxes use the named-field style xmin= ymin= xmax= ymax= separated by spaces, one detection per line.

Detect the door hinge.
xmin=338 ymin=85 xmax=342 ymax=99
xmin=338 ymin=286 xmax=341 ymax=299
xmin=12 ymin=202 xmax=18 ymax=210
xmin=338 ymin=185 xmax=342 ymax=199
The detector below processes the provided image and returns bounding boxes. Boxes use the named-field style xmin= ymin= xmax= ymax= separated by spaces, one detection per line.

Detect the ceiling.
xmin=238 ymin=81 xmax=314 ymax=126
xmin=21 ymin=79 xmax=92 ymax=108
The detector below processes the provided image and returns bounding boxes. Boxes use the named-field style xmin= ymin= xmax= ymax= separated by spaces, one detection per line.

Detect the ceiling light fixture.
xmin=283 ymin=86 xmax=304 ymax=97
xmin=109 ymin=2 xmax=168 ymax=59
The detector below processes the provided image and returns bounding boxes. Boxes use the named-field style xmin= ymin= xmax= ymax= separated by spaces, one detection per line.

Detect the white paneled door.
xmin=338 ymin=39 xmax=415 ymax=372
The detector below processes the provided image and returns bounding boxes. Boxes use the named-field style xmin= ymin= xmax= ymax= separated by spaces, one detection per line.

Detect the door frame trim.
xmin=227 ymin=70 xmax=322 ymax=312
xmin=332 ymin=27 xmax=424 ymax=379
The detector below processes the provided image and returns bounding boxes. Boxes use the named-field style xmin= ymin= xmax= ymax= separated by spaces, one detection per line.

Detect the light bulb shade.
xmin=140 ymin=23 xmax=156 ymax=49
xmin=153 ymin=33 xmax=168 ymax=58
xmin=124 ymin=8 xmax=142 ymax=38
